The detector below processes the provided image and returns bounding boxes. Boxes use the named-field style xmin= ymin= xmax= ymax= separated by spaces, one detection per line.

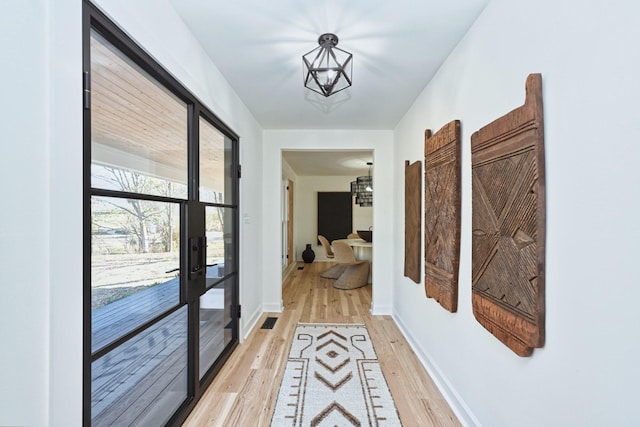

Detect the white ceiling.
xmin=282 ymin=150 xmax=373 ymax=176
xmin=168 ymin=0 xmax=487 ymax=175
xmin=169 ymin=0 xmax=489 ymax=131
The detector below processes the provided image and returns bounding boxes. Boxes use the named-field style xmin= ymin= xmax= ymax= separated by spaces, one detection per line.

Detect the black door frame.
xmin=82 ymin=2 xmax=240 ymax=425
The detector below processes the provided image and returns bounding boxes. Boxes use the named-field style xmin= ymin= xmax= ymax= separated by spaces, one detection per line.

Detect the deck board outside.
xmin=92 ymin=278 xmax=180 ymax=353
xmin=91 ymin=279 xmax=228 ymax=425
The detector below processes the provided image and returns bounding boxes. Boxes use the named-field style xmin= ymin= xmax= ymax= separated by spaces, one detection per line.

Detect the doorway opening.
xmin=280 ymin=150 xmax=373 ymax=280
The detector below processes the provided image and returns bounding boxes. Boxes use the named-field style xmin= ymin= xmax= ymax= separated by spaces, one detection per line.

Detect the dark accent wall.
xmin=317 ymin=192 xmax=352 ymax=243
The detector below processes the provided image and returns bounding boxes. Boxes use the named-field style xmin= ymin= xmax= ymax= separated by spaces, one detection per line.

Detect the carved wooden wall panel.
xmin=424 ymin=121 xmax=461 ymax=312
xmin=471 ymin=74 xmax=546 ymax=356
xmin=404 ymin=160 xmax=422 ymax=283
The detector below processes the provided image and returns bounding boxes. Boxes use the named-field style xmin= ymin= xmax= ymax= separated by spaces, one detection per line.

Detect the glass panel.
xmin=199 ymin=117 xmax=233 ymax=204
xmin=90 ymin=30 xmax=188 ymax=199
xmin=199 ymin=279 xmax=233 ymax=379
xmin=205 ymin=206 xmax=235 ymax=286
xmin=91 ymin=307 xmax=188 ymax=426
xmin=91 ymin=196 xmax=180 ymax=353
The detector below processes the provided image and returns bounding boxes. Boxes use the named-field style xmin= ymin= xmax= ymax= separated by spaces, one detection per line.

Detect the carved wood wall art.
xmin=424 ymin=121 xmax=461 ymax=312
xmin=471 ymin=74 xmax=546 ymax=356
xmin=404 ymin=160 xmax=422 ymax=283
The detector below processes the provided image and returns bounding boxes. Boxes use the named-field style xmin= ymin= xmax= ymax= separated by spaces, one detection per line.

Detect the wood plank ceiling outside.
xmin=90 ymin=32 xmax=226 ymax=192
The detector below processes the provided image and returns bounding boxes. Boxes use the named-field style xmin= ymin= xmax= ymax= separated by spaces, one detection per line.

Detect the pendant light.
xmin=350 ymin=162 xmax=373 ymax=207
xmin=303 ymin=33 xmax=353 ymax=97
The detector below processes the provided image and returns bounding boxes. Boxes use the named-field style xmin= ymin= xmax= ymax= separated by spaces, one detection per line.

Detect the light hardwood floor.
xmin=183 ymin=262 xmax=461 ymax=427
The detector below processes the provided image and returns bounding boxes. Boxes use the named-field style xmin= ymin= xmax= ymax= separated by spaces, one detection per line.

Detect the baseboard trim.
xmin=370 ymin=303 xmax=393 ymax=315
xmin=241 ymin=302 xmax=283 ymax=341
xmin=392 ymin=313 xmax=481 ymax=427
xmin=263 ymin=301 xmax=284 ymax=313
xmin=282 ymin=262 xmax=297 ymax=281
xmin=241 ymin=305 xmax=263 ymax=342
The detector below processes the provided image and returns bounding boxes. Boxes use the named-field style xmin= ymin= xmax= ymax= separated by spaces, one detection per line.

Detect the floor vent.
xmin=298 ymin=266 xmax=304 ymax=270
xmin=261 ymin=317 xmax=278 ymax=329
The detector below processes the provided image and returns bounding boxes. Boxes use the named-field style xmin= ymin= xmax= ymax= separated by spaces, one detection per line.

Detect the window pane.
xmin=199 ymin=279 xmax=233 ymax=379
xmin=91 ymin=307 xmax=188 ymax=426
xmin=90 ymin=30 xmax=188 ymax=199
xmin=91 ymin=196 xmax=180 ymax=353
xmin=199 ymin=117 xmax=233 ymax=204
xmin=205 ymin=206 xmax=235 ymax=287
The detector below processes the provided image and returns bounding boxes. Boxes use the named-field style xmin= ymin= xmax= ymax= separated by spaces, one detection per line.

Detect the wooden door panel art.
xmin=471 ymin=74 xmax=546 ymax=356
xmin=424 ymin=120 xmax=461 ymax=312
xmin=404 ymin=160 xmax=422 ymax=284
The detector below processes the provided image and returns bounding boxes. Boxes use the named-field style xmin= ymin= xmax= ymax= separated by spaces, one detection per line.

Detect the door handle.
xmin=189 ymin=236 xmax=207 ymax=279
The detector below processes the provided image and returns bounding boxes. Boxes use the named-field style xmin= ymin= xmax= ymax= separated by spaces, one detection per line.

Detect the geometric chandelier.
xmin=350 ymin=162 xmax=373 ymax=207
xmin=303 ymin=33 xmax=353 ymax=97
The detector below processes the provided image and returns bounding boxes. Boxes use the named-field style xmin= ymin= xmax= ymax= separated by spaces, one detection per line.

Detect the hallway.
xmin=184 ymin=262 xmax=460 ymax=426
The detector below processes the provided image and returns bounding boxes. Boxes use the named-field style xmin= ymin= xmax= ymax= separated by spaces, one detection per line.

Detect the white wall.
xmin=49 ymin=1 xmax=84 ymax=424
xmin=392 ymin=0 xmax=640 ymax=426
xmin=294 ymin=175 xmax=373 ymax=261
xmin=1 ymin=1 xmax=264 ymax=425
xmin=0 ymin=2 xmax=52 ymax=425
xmin=263 ymin=131 xmax=393 ymax=314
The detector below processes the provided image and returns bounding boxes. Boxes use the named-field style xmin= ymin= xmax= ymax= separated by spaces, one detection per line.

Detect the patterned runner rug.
xmin=271 ymin=323 xmax=402 ymax=426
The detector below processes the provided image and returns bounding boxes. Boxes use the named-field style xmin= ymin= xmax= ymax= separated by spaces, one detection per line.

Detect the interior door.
xmin=281 ymin=179 xmax=295 ymax=268
xmin=287 ymin=180 xmax=294 ymax=267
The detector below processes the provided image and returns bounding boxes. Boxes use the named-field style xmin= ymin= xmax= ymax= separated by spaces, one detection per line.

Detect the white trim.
xmin=392 ymin=313 xmax=481 ymax=427
xmin=282 ymin=261 xmax=297 ymax=282
xmin=263 ymin=301 xmax=284 ymax=313
xmin=263 ymin=130 xmax=395 ymax=328
xmin=241 ymin=305 xmax=263 ymax=342
xmin=370 ymin=303 xmax=393 ymax=316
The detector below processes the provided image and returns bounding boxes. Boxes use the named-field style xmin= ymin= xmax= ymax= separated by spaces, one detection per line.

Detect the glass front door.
xmin=197 ymin=117 xmax=235 ymax=379
xmin=84 ymin=7 xmax=239 ymax=425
